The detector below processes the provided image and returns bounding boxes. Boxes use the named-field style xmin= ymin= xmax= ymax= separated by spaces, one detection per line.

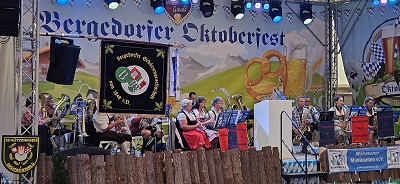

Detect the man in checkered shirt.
xmin=292 ymin=96 xmax=313 ymax=154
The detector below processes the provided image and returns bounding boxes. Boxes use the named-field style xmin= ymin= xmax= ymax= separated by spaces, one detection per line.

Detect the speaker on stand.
xmin=0 ymin=0 xmax=20 ymax=36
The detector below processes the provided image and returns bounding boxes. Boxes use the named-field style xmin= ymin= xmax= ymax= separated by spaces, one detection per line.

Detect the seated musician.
xmin=128 ymin=114 xmax=163 ymax=154
xmin=304 ymin=96 xmax=320 ymax=132
xmin=292 ymin=96 xmax=313 ymax=154
xmin=38 ymin=94 xmax=60 ymax=127
xmin=192 ymin=96 xmax=217 ymax=147
xmin=93 ymin=111 xmax=132 ymax=154
xmin=364 ymin=96 xmax=377 ymax=144
xmin=328 ymin=96 xmax=349 ymax=145
xmin=177 ymin=99 xmax=211 ymax=150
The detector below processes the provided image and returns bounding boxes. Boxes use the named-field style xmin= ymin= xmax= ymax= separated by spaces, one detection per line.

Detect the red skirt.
xmin=183 ymin=129 xmax=211 ymax=150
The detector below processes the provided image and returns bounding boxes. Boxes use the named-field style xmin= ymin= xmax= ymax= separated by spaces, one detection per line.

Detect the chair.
xmin=168 ymin=119 xmax=190 ymax=151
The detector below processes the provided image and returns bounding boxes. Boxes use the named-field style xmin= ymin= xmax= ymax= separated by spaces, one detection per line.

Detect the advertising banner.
xmin=328 ymin=146 xmax=400 ymax=173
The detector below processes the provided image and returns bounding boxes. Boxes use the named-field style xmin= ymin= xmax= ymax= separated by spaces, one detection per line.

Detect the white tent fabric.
xmin=0 ymin=36 xmax=16 ymax=178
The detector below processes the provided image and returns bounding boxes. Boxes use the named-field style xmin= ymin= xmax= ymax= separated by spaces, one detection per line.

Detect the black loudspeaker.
xmin=0 ymin=0 xmax=20 ymax=36
xmin=46 ymin=37 xmax=81 ymax=85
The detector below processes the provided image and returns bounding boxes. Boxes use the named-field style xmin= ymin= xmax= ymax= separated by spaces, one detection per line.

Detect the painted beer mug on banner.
xmin=244 ymin=31 xmax=311 ymax=100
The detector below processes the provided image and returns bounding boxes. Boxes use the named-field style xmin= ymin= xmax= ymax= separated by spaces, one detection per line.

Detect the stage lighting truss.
xmin=200 ymin=0 xmax=215 ymax=18
xmin=268 ymin=0 xmax=282 ymax=23
xmin=151 ymin=0 xmax=166 ymax=14
xmin=300 ymin=2 xmax=312 ymax=25
xmin=231 ymin=0 xmax=245 ymax=20
xmin=105 ymin=0 xmax=121 ymax=9
xmin=245 ymin=0 xmax=270 ymax=10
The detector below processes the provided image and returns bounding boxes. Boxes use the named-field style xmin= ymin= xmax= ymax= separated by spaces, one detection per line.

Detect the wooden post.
xmin=230 ymin=149 xmax=244 ymax=184
xmin=262 ymin=146 xmax=273 ymax=184
xmin=272 ymin=147 xmax=282 ymax=184
xmin=173 ymin=152 xmax=184 ymax=184
xmin=114 ymin=154 xmax=127 ymax=184
xmin=256 ymin=150 xmax=267 ymax=184
xmin=136 ymin=156 xmax=147 ymax=184
xmin=205 ymin=150 xmax=217 ymax=184
xmin=125 ymin=155 xmax=136 ymax=184
xmin=37 ymin=153 xmax=46 ymax=184
xmin=248 ymin=147 xmax=259 ymax=184
xmin=45 ymin=156 xmax=52 ymax=184
xmin=154 ymin=152 xmax=165 ymax=184
xmin=105 ymin=154 xmax=116 ymax=184
xmin=213 ymin=149 xmax=224 ymax=184
xmin=76 ymin=154 xmax=91 ymax=184
xmin=180 ymin=151 xmax=192 ymax=184
xmin=145 ymin=151 xmax=156 ymax=184
xmin=91 ymin=155 xmax=105 ymax=184
xmin=239 ymin=150 xmax=251 ymax=184
xmin=221 ymin=150 xmax=234 ymax=184
xmin=164 ymin=152 xmax=175 ymax=184
xmin=188 ymin=151 xmax=200 ymax=184
xmin=196 ymin=148 xmax=210 ymax=184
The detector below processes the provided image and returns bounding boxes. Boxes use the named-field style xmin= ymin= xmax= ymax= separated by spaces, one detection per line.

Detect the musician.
xmin=364 ymin=96 xmax=377 ymax=144
xmin=192 ymin=96 xmax=217 ymax=146
xmin=38 ymin=94 xmax=59 ymax=126
xmin=177 ymin=99 xmax=211 ymax=150
xmin=188 ymin=91 xmax=197 ymax=102
xmin=93 ymin=112 xmax=132 ymax=154
xmin=129 ymin=114 xmax=163 ymax=154
xmin=304 ymin=96 xmax=320 ymax=132
xmin=292 ymin=96 xmax=313 ymax=154
xmin=205 ymin=96 xmax=224 ymax=122
xmin=328 ymin=96 xmax=349 ymax=145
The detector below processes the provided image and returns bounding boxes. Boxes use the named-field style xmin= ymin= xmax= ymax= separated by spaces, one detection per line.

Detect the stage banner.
xmin=99 ymin=40 xmax=168 ymax=114
xmin=377 ymin=111 xmax=394 ymax=138
xmin=328 ymin=146 xmax=400 ymax=173
xmin=351 ymin=116 xmax=369 ymax=143
xmin=319 ymin=121 xmax=335 ymax=147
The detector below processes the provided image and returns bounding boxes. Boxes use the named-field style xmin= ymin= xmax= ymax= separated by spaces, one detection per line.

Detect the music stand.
xmin=318 ymin=111 xmax=334 ymax=122
xmin=214 ymin=112 xmax=231 ymax=129
xmin=377 ymin=105 xmax=393 ymax=112
xmin=347 ymin=106 xmax=360 ymax=117
xmin=238 ymin=110 xmax=251 ymax=122
xmin=358 ymin=108 xmax=367 ymax=116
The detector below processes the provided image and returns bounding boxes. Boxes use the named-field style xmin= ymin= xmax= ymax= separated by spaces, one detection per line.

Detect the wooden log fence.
xmin=37 ymin=146 xmax=282 ymax=184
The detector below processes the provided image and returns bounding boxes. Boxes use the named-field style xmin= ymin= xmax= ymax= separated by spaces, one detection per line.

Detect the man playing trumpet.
xmin=292 ymin=96 xmax=313 ymax=154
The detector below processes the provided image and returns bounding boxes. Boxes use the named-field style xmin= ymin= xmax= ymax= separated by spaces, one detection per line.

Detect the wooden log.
xmin=45 ymin=155 xmax=52 ymax=184
xmin=145 ymin=151 xmax=156 ymax=184
xmin=196 ymin=149 xmax=211 ymax=184
xmin=37 ymin=153 xmax=46 ymax=184
xmin=221 ymin=150 xmax=234 ymax=184
xmin=77 ymin=154 xmax=91 ymax=184
xmin=105 ymin=155 xmax=116 ymax=184
xmin=188 ymin=151 xmax=200 ymax=184
xmin=180 ymin=151 xmax=191 ymax=184
xmin=66 ymin=156 xmax=77 ymax=184
xmin=154 ymin=152 xmax=165 ymax=184
xmin=256 ymin=150 xmax=267 ymax=184
xmin=229 ymin=149 xmax=244 ymax=184
xmin=164 ymin=152 xmax=175 ymax=184
xmin=272 ymin=147 xmax=282 ymax=184
xmin=173 ymin=152 xmax=184 ymax=184
xmin=114 ymin=154 xmax=127 ymax=184
xmin=262 ymin=147 xmax=273 ymax=184
xmin=213 ymin=149 xmax=224 ymax=184
xmin=248 ymin=147 xmax=259 ymax=184
xmin=239 ymin=150 xmax=251 ymax=184
xmin=205 ymin=150 xmax=217 ymax=184
xmin=125 ymin=155 xmax=136 ymax=184
xmin=136 ymin=156 xmax=147 ymax=184
xmin=91 ymin=155 xmax=105 ymax=184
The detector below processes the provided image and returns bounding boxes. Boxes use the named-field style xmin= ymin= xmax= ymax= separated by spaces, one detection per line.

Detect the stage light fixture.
xmin=245 ymin=0 xmax=252 ymax=9
xmin=300 ymin=2 xmax=312 ymax=25
xmin=57 ymin=0 xmax=68 ymax=5
xmin=105 ymin=0 xmax=120 ymax=9
xmin=262 ymin=1 xmax=269 ymax=10
xmin=181 ymin=0 xmax=190 ymax=5
xmin=254 ymin=1 xmax=261 ymax=9
xmin=381 ymin=0 xmax=388 ymax=4
xmin=151 ymin=0 xmax=165 ymax=14
xmin=372 ymin=0 xmax=379 ymax=6
xmin=231 ymin=0 xmax=245 ymax=20
xmin=200 ymin=0 xmax=214 ymax=18
xmin=388 ymin=0 xmax=397 ymax=4
xmin=192 ymin=0 xmax=199 ymax=3
xmin=269 ymin=0 xmax=282 ymax=23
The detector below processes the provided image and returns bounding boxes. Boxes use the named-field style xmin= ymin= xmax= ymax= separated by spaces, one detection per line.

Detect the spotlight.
xmin=192 ymin=0 xmax=199 ymax=3
xmin=245 ymin=0 xmax=252 ymax=9
xmin=57 ymin=0 xmax=68 ymax=5
xmin=200 ymin=0 xmax=214 ymax=18
xmin=388 ymin=0 xmax=397 ymax=4
xmin=181 ymin=0 xmax=190 ymax=5
xmin=300 ymin=2 xmax=312 ymax=25
xmin=151 ymin=0 xmax=165 ymax=14
xmin=372 ymin=0 xmax=379 ymax=6
xmin=105 ymin=0 xmax=120 ymax=9
xmin=254 ymin=1 xmax=261 ymax=9
xmin=269 ymin=0 xmax=282 ymax=23
xmin=231 ymin=0 xmax=245 ymax=20
xmin=381 ymin=0 xmax=388 ymax=3
xmin=262 ymin=1 xmax=269 ymax=10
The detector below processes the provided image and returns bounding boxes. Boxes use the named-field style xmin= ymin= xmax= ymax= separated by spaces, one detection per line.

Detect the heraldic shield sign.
xmin=2 ymin=135 xmax=39 ymax=174
xmin=99 ymin=40 xmax=168 ymax=114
